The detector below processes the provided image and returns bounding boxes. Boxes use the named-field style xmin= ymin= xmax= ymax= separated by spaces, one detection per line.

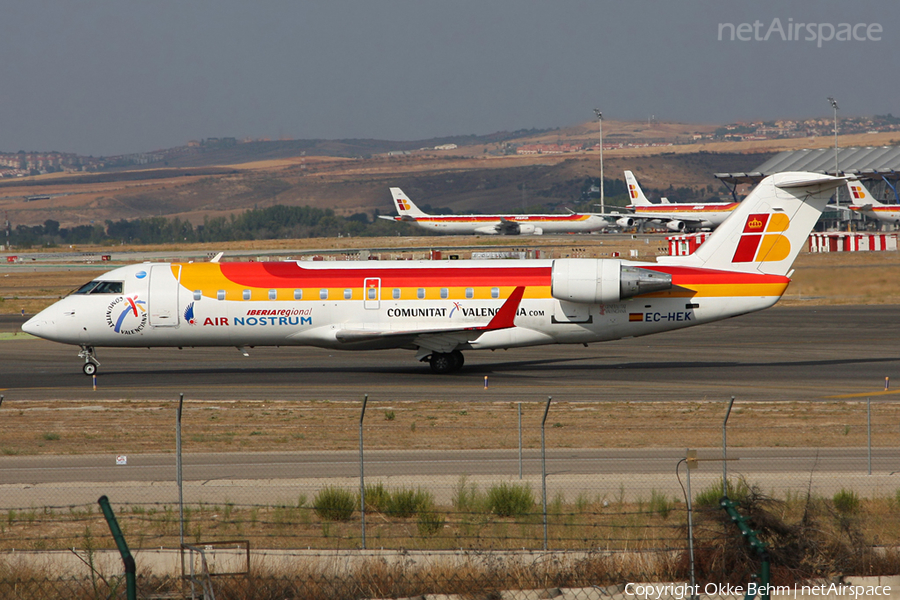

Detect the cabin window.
xmin=367 ymin=288 xmax=377 ymax=300
xmin=217 ymin=290 xmax=226 ymax=301
xmin=193 ymin=290 xmax=202 ymax=301
xmin=268 ymin=289 xmax=277 ymax=300
xmin=491 ymin=287 xmax=500 ymax=299
xmin=392 ymin=288 xmax=401 ymax=299
xmin=344 ymin=289 xmax=352 ymax=300
xmin=440 ymin=288 xmax=449 ymax=299
xmin=417 ymin=288 xmax=426 ymax=299
xmin=294 ymin=289 xmax=303 ymax=300
xmin=320 ymin=289 xmax=328 ymax=300
xmin=465 ymin=287 xmax=474 ymax=299
xmin=74 ymin=281 xmax=123 ymax=295
xmin=242 ymin=290 xmax=252 ymax=300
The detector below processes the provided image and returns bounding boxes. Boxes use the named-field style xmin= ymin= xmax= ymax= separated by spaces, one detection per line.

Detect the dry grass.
xmin=1 ymin=399 xmax=899 ymax=456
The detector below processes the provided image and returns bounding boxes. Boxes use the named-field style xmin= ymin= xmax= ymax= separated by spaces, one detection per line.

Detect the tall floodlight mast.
xmin=594 ymin=109 xmax=604 ymax=215
xmin=828 ymin=96 xmax=840 ymax=218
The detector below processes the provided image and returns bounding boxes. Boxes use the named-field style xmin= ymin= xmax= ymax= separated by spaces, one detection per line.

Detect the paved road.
xmin=2 ymin=305 xmax=899 ymax=403
xmin=0 ymin=448 xmax=896 ymax=485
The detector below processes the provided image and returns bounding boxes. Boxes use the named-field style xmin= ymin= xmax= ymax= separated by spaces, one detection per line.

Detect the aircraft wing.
xmin=333 ymin=286 xmax=525 ymax=351
xmin=496 ymin=218 xmax=520 ymax=234
xmin=617 ymin=213 xmax=709 ymax=224
xmin=377 ymin=215 xmax=417 ymax=222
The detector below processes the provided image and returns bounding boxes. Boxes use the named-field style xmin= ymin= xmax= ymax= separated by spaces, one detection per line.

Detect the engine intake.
xmin=550 ymin=259 xmax=672 ymax=304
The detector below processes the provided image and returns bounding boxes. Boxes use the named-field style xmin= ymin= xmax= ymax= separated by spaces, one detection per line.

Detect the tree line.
xmin=9 ymin=205 xmax=422 ymax=248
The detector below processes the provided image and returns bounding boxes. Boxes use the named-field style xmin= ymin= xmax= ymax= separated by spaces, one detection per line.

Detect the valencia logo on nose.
xmin=732 ymin=213 xmax=791 ymax=263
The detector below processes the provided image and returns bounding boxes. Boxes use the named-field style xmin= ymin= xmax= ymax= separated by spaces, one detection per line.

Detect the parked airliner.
xmin=612 ymin=171 xmax=740 ymax=232
xmin=843 ymin=179 xmax=900 ymax=226
xmin=378 ymin=188 xmax=609 ymax=235
xmin=23 ymin=172 xmax=844 ymax=375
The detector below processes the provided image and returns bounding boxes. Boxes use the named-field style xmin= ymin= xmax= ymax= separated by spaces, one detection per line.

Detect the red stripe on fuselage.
xmin=415 ymin=215 xmax=589 ymax=223
xmin=220 ymin=262 xmax=553 ymax=288
xmin=630 ymin=204 xmax=738 ymax=213
xmin=643 ymin=265 xmax=790 ymax=286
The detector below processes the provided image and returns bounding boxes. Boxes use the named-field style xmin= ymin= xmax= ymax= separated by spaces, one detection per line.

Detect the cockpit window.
xmin=72 ymin=280 xmax=123 ymax=295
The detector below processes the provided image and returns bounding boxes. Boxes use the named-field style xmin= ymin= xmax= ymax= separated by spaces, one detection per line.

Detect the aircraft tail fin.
xmin=390 ymin=188 xmax=428 ymax=218
xmin=846 ymin=180 xmax=885 ymax=207
xmin=624 ymin=170 xmax=652 ymax=206
xmin=658 ymin=172 xmax=846 ymax=276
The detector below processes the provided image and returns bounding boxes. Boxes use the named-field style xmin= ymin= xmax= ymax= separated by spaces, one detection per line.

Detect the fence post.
xmin=722 ymin=396 xmax=735 ymax=498
xmin=684 ymin=450 xmax=698 ymax=600
xmin=541 ymin=396 xmax=552 ymax=550
xmin=176 ymin=393 xmax=184 ymax=548
xmin=98 ymin=496 xmax=136 ymax=600
xmin=867 ymin=398 xmax=872 ymax=476
xmin=359 ymin=394 xmax=368 ymax=550
xmin=518 ymin=402 xmax=523 ymax=480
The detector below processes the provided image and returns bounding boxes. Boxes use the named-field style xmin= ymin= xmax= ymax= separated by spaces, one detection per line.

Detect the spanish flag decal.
xmin=629 ymin=313 xmax=643 ymax=322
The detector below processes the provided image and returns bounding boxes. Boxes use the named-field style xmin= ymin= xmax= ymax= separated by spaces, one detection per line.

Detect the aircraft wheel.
xmin=429 ymin=352 xmax=455 ymax=374
xmin=450 ymin=350 xmax=464 ymax=371
xmin=83 ymin=362 xmax=97 ymax=376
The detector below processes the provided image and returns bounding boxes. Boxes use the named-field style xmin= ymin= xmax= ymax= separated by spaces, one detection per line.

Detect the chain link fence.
xmin=0 ymin=396 xmax=898 ymax=598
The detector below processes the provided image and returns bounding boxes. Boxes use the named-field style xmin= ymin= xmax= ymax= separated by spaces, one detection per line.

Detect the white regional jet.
xmin=23 ymin=172 xmax=844 ymax=375
xmin=613 ymin=170 xmax=740 ymax=232
xmin=843 ymin=179 xmax=900 ymax=227
xmin=378 ymin=187 xmax=609 ymax=235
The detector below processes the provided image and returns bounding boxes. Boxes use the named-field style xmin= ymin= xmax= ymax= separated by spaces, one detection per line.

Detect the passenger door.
xmin=149 ymin=265 xmax=181 ymax=327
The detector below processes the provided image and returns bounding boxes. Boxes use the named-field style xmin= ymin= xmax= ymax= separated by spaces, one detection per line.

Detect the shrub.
xmin=833 ymin=488 xmax=861 ymax=515
xmin=386 ymin=488 xmax=433 ymax=518
xmin=487 ymin=482 xmax=534 ymax=517
xmin=694 ymin=477 xmax=751 ymax=508
xmin=417 ymin=509 xmax=445 ymax=536
xmin=313 ymin=487 xmax=355 ymax=522
xmin=649 ymin=490 xmax=674 ymax=519
xmin=452 ymin=476 xmax=484 ymax=514
xmin=363 ymin=483 xmax=391 ymax=513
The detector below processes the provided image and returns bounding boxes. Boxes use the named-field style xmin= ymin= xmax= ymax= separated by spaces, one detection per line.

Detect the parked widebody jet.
xmin=842 ymin=179 xmax=900 ymax=226
xmin=612 ymin=171 xmax=740 ymax=232
xmin=378 ymin=187 xmax=609 ymax=235
xmin=23 ymin=172 xmax=844 ymax=375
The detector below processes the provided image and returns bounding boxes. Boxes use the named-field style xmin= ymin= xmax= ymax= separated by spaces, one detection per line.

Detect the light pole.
xmin=828 ymin=97 xmax=840 ymax=226
xmin=594 ymin=109 xmax=604 ymax=215
xmin=828 ymin=96 xmax=839 ymax=176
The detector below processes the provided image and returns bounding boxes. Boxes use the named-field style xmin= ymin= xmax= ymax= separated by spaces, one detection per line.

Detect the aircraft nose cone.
xmin=22 ymin=315 xmax=55 ymax=339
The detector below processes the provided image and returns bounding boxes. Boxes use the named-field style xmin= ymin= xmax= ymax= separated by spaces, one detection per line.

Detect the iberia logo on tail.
xmin=628 ymin=184 xmax=638 ymax=200
xmin=731 ymin=213 xmax=791 ymax=263
xmin=849 ymin=184 xmax=866 ymax=200
xmin=396 ymin=197 xmax=411 ymax=211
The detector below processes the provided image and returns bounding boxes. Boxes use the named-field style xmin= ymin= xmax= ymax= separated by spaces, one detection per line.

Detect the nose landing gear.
xmin=78 ymin=346 xmax=100 ymax=376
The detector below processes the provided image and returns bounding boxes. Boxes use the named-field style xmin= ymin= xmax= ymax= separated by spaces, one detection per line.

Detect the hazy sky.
xmin=1 ymin=1 xmax=895 ymax=156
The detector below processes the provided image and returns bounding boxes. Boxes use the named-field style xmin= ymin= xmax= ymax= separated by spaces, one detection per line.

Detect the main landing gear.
xmin=427 ymin=350 xmax=465 ymax=374
xmin=78 ymin=345 xmax=100 ymax=376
